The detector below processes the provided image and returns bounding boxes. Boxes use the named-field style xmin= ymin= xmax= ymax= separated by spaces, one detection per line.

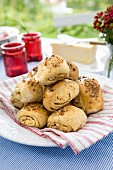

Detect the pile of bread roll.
xmin=10 ymin=55 xmax=104 ymax=132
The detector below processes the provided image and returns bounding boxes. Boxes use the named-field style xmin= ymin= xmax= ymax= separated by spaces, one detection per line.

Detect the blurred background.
xmin=0 ymin=0 xmax=112 ymax=38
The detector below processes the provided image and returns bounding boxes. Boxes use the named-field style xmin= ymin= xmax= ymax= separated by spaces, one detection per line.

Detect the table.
xmin=0 ymin=133 xmax=112 ymax=170
xmin=0 ymin=38 xmax=113 ymax=170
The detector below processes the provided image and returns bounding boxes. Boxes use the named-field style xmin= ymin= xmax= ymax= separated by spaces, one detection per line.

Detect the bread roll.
xmin=10 ymin=78 xmax=43 ymax=108
xmin=47 ymin=105 xmax=87 ymax=132
xmin=17 ymin=103 xmax=49 ymax=128
xmin=73 ymin=77 xmax=104 ymax=114
xmin=33 ymin=55 xmax=70 ymax=85
xmin=28 ymin=59 xmax=79 ymax=83
xmin=43 ymin=79 xmax=79 ymax=112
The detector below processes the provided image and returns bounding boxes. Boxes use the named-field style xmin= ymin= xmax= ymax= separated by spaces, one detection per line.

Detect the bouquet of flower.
xmin=93 ymin=5 xmax=113 ymax=44
xmin=93 ymin=5 xmax=113 ymax=77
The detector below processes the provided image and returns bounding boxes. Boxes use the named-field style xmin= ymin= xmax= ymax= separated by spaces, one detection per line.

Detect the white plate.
xmin=74 ymin=45 xmax=109 ymax=75
xmin=41 ymin=38 xmax=110 ymax=75
xmin=0 ymin=72 xmax=113 ymax=147
xmin=0 ymin=26 xmax=19 ymax=43
xmin=0 ymin=26 xmax=19 ymax=55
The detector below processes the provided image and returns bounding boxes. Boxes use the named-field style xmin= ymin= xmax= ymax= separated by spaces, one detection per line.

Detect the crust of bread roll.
xmin=66 ymin=60 xmax=79 ymax=81
xmin=33 ymin=55 xmax=70 ymax=85
xmin=73 ymin=77 xmax=104 ymax=114
xmin=17 ymin=103 xmax=49 ymax=128
xmin=27 ymin=66 xmax=38 ymax=78
xmin=43 ymin=79 xmax=79 ymax=112
xmin=10 ymin=90 xmax=24 ymax=109
xmin=10 ymin=78 xmax=43 ymax=108
xmin=47 ymin=105 xmax=87 ymax=132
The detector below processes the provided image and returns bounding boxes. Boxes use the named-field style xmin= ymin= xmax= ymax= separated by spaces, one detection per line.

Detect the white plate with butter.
xmin=74 ymin=45 xmax=109 ymax=74
xmin=45 ymin=36 xmax=109 ymax=75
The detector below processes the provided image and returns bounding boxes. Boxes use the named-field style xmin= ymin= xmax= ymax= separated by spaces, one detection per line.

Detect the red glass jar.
xmin=22 ymin=32 xmax=43 ymax=62
xmin=1 ymin=42 xmax=28 ymax=77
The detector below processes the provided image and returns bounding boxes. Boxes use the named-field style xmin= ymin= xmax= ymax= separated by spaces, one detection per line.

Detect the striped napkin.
xmin=0 ymin=74 xmax=113 ymax=154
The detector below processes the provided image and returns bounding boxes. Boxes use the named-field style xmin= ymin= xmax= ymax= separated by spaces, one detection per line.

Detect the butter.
xmin=51 ymin=43 xmax=97 ymax=64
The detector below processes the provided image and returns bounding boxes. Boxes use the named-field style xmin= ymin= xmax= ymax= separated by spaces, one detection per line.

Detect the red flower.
xmin=93 ymin=5 xmax=113 ymax=44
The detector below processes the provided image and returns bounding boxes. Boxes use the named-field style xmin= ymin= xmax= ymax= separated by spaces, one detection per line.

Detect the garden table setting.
xmin=0 ymin=6 xmax=113 ymax=170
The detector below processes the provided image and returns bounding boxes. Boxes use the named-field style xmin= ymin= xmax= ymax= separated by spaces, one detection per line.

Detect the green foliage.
xmin=67 ymin=0 xmax=112 ymax=11
xmin=61 ymin=24 xmax=99 ymax=38
xmin=0 ymin=0 xmax=112 ymax=38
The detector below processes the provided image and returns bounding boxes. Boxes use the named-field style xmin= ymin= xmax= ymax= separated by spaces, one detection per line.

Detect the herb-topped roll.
xmin=47 ymin=105 xmax=87 ymax=132
xmin=17 ymin=103 xmax=49 ymax=128
xmin=43 ymin=79 xmax=79 ymax=112
xmin=10 ymin=78 xmax=43 ymax=109
xmin=73 ymin=77 xmax=104 ymax=114
xmin=27 ymin=55 xmax=79 ymax=84
xmin=33 ymin=55 xmax=70 ymax=85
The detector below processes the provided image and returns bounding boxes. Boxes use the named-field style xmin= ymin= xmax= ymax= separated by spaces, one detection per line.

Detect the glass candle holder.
xmin=22 ymin=32 xmax=43 ymax=62
xmin=107 ymin=43 xmax=113 ymax=78
xmin=1 ymin=42 xmax=28 ymax=77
